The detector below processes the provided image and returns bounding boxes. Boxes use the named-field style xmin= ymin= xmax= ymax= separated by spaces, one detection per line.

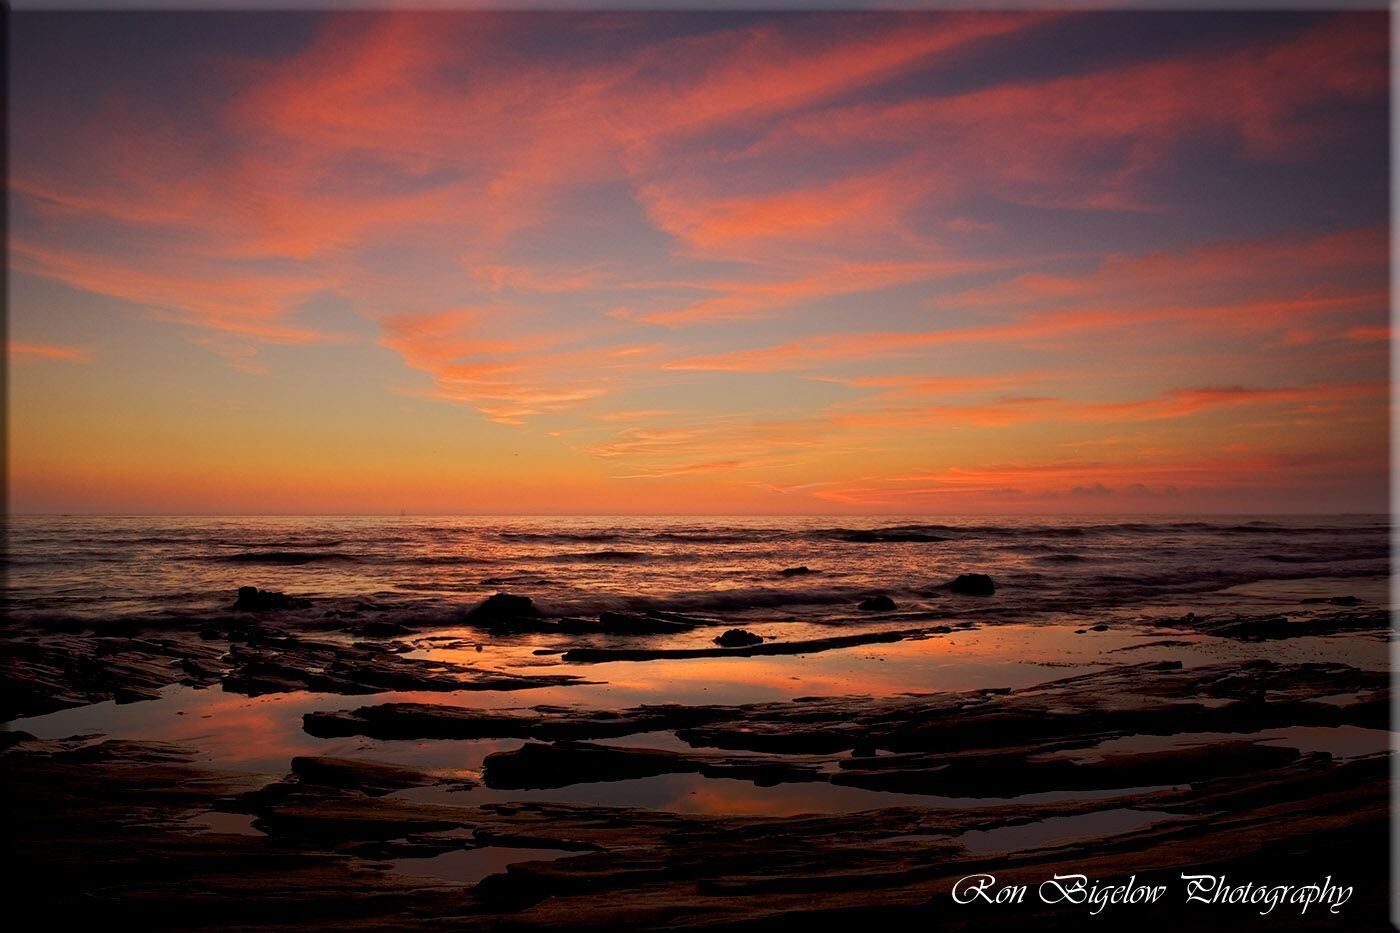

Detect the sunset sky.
xmin=7 ymin=10 xmax=1390 ymax=514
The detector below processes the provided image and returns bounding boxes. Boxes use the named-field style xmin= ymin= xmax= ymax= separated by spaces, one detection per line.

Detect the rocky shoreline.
xmin=2 ymin=584 xmax=1392 ymax=928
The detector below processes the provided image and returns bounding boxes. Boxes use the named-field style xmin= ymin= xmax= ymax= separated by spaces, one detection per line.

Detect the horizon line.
xmin=4 ymin=510 xmax=1390 ymax=518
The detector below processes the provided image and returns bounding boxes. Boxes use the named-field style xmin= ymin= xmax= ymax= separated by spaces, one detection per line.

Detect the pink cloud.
xmin=9 ymin=342 xmax=92 ymax=363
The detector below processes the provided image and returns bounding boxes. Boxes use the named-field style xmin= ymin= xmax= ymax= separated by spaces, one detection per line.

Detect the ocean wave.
xmin=212 ymin=551 xmax=359 ymax=565
xmin=1033 ymin=553 xmax=1090 ymax=563
xmin=543 ymin=550 xmax=653 ymax=563
xmin=648 ymin=532 xmax=776 ymax=544
xmin=226 ymin=538 xmax=347 ymax=549
xmin=811 ymin=527 xmax=953 ymax=543
xmin=395 ymin=554 xmax=490 ymax=566
xmin=499 ymin=531 xmax=625 ymax=543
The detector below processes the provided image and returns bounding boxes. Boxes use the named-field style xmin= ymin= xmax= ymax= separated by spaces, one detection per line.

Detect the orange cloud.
xmin=668 ymin=225 xmax=1386 ymax=372
xmin=810 ymin=448 xmax=1387 ymax=509
xmin=11 ymin=239 xmax=331 ymax=343
xmin=637 ymin=259 xmax=997 ymax=327
xmin=8 ymin=342 xmax=91 ymax=363
xmin=379 ymin=307 xmax=669 ymax=423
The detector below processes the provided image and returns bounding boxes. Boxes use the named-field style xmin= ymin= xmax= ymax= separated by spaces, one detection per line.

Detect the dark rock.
xmin=310 ymin=659 xmax=1387 ymax=763
xmin=482 ymin=741 xmax=823 ymax=790
xmin=559 ymin=612 xmax=696 ymax=635
xmin=714 ymin=629 xmax=764 ymax=648
xmin=350 ymin=642 xmax=412 ymax=654
xmin=221 ymin=636 xmax=584 ymax=697
xmin=858 ymin=595 xmax=897 ymax=612
xmin=304 ymin=701 xmax=729 ymax=742
xmin=0 ymin=634 xmax=230 ymax=719
xmin=465 ymin=593 xmax=541 ymax=625
xmin=346 ymin=620 xmax=417 ymax=638
xmin=1090 ymin=623 xmax=1109 ymax=632
xmin=948 ymin=574 xmax=995 ymax=596
xmin=780 ymin=566 xmax=814 ymax=576
xmin=3 ymin=661 xmax=1391 ymax=932
xmin=564 ymin=627 xmax=931 ymax=663
xmin=231 ymin=587 xmax=312 ymax=612
xmin=1196 ymin=610 xmax=1392 ymax=640
xmin=289 ymin=756 xmax=469 ymax=796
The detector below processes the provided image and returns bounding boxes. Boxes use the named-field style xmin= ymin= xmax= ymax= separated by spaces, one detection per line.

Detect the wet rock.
xmin=289 ymin=756 xmax=472 ymax=796
xmin=1090 ymin=623 xmax=1109 ymax=632
xmin=672 ymin=659 xmax=1387 ymax=756
xmin=0 ymin=634 xmax=229 ymax=719
xmin=714 ymin=629 xmax=764 ymax=648
xmin=1195 ymin=610 xmax=1393 ymax=640
xmin=483 ymin=741 xmax=824 ymax=790
xmin=464 ymin=593 xmax=542 ymax=626
xmin=1302 ymin=595 xmax=1362 ymax=606
xmin=231 ymin=586 xmax=312 ymax=612
xmin=223 ymin=638 xmax=586 ymax=697
xmin=564 ymin=627 xmax=933 ymax=663
xmin=350 ymin=641 xmax=413 ymax=654
xmin=833 ymin=739 xmax=1306 ymax=796
xmin=346 ymin=620 xmax=417 ymax=638
xmin=780 ymin=566 xmax=814 ymax=576
xmin=1109 ymin=639 xmax=1196 ymax=652
xmin=858 ymin=595 xmax=897 ymax=612
xmin=485 ymin=741 xmax=685 ymax=788
xmin=4 ymin=666 xmax=1391 ymax=931
xmin=948 ymin=574 xmax=995 ymax=596
xmin=304 ymin=701 xmax=729 ymax=742
xmin=558 ymin=611 xmax=696 ymax=635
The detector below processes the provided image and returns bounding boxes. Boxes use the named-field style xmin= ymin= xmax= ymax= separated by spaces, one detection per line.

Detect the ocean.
xmin=4 ymin=513 xmax=1389 ymax=626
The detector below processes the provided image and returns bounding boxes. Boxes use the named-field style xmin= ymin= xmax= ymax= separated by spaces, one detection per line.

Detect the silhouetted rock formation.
xmin=858 ymin=595 xmax=897 ymax=611
xmin=564 ymin=627 xmax=937 ymax=662
xmin=948 ymin=573 xmax=995 ymax=596
xmin=466 ymin=593 xmax=541 ymax=624
xmin=561 ymin=611 xmax=697 ymax=635
xmin=1302 ymin=595 xmax=1361 ymax=606
xmin=714 ymin=628 xmax=764 ymax=648
xmin=231 ymin=587 xmax=311 ymax=612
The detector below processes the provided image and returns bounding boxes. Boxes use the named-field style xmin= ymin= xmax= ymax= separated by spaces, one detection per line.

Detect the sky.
xmin=6 ymin=10 xmax=1390 ymax=514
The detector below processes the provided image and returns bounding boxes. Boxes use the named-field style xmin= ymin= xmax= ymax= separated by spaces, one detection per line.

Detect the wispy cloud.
xmin=9 ymin=342 xmax=92 ymax=363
